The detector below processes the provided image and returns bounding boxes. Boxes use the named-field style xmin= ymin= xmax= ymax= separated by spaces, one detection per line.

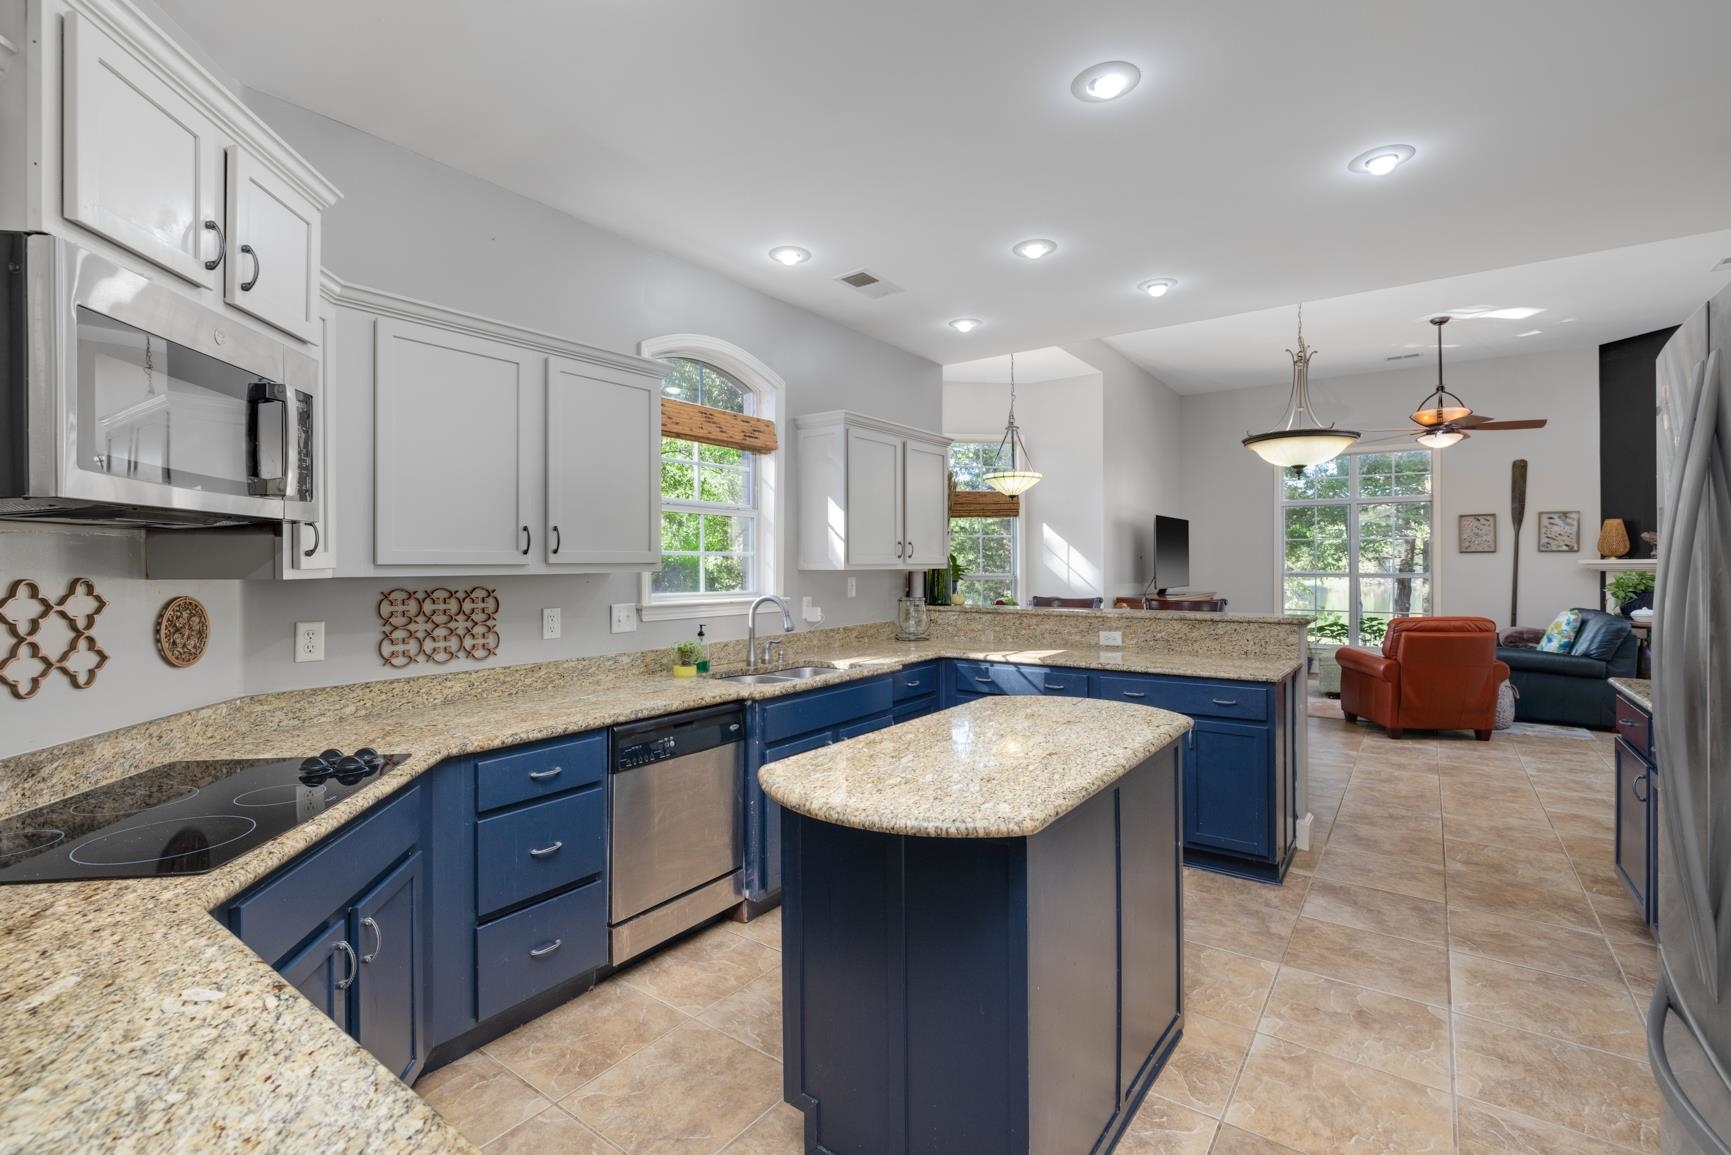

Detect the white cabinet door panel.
xmin=545 ymin=358 xmax=659 ymax=565
xmin=225 ymin=148 xmax=319 ymax=342
xmin=375 ymin=319 xmax=533 ymax=566
xmin=901 ymin=438 xmax=950 ymax=568
xmin=63 ymin=13 xmax=221 ymax=287
xmin=845 ymin=427 xmax=904 ymax=567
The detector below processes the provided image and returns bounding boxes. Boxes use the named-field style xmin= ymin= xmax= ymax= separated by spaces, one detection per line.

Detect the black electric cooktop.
xmin=0 ymin=748 xmax=404 ymax=883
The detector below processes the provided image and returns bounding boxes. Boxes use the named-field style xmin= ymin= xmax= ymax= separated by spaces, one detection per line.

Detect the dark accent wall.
xmin=1599 ymin=327 xmax=1676 ymax=551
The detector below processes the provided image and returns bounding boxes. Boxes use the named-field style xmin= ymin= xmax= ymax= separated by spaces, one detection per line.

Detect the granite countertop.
xmin=1610 ymin=677 xmax=1654 ymax=714
xmin=759 ymin=696 xmax=1191 ymax=838
xmin=0 ymin=636 xmax=1298 ymax=1153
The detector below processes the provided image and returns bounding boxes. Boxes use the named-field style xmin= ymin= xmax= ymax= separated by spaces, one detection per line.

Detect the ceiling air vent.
xmin=834 ymin=269 xmax=904 ymax=300
xmin=1385 ymin=352 xmax=1423 ymax=361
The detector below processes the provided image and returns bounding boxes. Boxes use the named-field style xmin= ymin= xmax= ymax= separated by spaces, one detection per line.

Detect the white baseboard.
xmin=1294 ymin=811 xmax=1315 ymax=852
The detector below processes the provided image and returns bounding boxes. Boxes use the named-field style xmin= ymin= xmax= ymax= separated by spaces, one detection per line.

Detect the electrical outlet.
xmin=541 ymin=607 xmax=562 ymax=640
xmin=610 ymin=603 xmax=637 ymax=633
xmin=847 ymin=577 xmax=856 ymax=598
xmin=1099 ymin=630 xmax=1123 ymax=647
xmin=294 ymin=621 xmax=325 ymax=663
xmin=801 ymin=596 xmax=824 ymax=624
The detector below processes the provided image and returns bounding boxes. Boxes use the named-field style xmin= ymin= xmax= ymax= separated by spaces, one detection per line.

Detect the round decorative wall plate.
xmin=156 ymin=595 xmax=211 ymax=669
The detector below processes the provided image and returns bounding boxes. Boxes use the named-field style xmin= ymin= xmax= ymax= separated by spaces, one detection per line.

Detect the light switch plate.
xmin=1099 ymin=630 xmax=1123 ymax=647
xmin=542 ymin=607 xmax=562 ymax=640
xmin=801 ymin=596 xmax=824 ymax=624
xmin=294 ymin=621 xmax=324 ymax=663
xmin=610 ymin=604 xmax=637 ymax=633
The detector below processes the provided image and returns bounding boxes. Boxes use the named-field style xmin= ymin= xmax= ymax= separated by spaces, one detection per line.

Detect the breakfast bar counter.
xmin=760 ymin=696 xmax=1191 ymax=1155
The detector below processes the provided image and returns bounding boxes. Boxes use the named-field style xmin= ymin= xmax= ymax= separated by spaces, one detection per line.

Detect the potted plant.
xmin=1607 ymin=570 xmax=1656 ymax=618
xmin=1306 ymin=614 xmax=1349 ymax=695
xmin=671 ymin=640 xmax=704 ymax=678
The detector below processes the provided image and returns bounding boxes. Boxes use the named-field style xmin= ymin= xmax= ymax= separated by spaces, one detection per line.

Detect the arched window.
xmin=638 ymin=336 xmax=784 ymax=619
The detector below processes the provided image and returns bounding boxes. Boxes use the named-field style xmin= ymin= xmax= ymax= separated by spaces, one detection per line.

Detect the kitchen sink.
xmin=717 ymin=666 xmax=840 ymax=685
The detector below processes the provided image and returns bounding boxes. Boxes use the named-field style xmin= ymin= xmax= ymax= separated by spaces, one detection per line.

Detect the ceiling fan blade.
xmin=1453 ymin=414 xmax=1495 ymax=428
xmin=1357 ymin=427 xmax=1423 ymax=434
xmin=1355 ymin=434 xmax=1422 ymax=447
xmin=1472 ymin=419 xmax=1548 ymax=430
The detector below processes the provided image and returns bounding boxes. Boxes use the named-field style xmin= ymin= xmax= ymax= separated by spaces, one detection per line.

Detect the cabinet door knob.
xmin=360 ymin=916 xmax=382 ymax=964
xmin=529 ymin=939 xmax=563 ymax=959
xmin=239 ymin=243 xmax=261 ymax=291
xmin=528 ymin=766 xmax=563 ymax=781
xmin=202 ymin=219 xmax=226 ymax=270
xmin=333 ymin=940 xmax=358 ymax=990
xmin=528 ymin=840 xmax=564 ymax=859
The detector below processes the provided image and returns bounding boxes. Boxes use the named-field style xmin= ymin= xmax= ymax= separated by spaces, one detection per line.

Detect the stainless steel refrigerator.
xmin=1652 ymin=283 xmax=1731 ymax=1154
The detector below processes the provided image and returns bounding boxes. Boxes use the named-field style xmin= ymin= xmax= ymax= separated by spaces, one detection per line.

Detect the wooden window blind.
xmin=949 ymin=489 xmax=1019 ymax=519
xmin=660 ymin=397 xmax=778 ymax=453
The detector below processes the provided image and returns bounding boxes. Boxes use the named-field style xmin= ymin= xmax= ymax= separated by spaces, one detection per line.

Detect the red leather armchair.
xmin=1336 ymin=616 xmax=1509 ymax=740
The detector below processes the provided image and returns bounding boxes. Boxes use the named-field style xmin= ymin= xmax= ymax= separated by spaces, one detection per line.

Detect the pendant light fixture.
xmin=1242 ymin=305 xmax=1360 ymax=468
xmin=982 ymin=352 xmax=1042 ymax=496
xmin=1410 ymin=316 xmax=1473 ymax=428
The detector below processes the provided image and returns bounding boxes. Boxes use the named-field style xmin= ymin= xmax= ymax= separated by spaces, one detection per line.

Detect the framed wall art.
xmin=1537 ymin=510 xmax=1581 ymax=553
xmin=1459 ymin=513 xmax=1497 ymax=553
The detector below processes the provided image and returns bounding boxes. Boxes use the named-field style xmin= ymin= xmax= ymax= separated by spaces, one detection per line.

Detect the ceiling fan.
xmin=1360 ymin=316 xmax=1548 ymax=448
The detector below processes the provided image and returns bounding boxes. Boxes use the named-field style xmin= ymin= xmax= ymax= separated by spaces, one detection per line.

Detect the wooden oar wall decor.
xmin=1510 ymin=458 xmax=1529 ymax=626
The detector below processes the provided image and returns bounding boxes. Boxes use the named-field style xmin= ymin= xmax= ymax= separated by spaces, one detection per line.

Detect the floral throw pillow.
xmin=1537 ymin=609 xmax=1583 ymax=654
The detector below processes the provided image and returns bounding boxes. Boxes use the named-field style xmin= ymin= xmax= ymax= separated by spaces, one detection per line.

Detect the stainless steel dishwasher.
xmin=608 ymin=705 xmax=744 ymax=963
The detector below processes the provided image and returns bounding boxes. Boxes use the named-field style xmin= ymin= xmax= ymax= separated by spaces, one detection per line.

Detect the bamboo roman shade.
xmin=949 ymin=489 xmax=1019 ymax=519
xmin=661 ymin=397 xmax=778 ymax=454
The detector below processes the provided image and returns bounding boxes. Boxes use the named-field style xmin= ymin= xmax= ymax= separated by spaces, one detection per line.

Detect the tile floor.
xmin=416 ymin=712 xmax=1660 ymax=1154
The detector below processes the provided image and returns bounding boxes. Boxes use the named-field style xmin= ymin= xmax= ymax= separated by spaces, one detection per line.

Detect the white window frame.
xmin=1275 ymin=445 xmax=1441 ymax=645
xmin=637 ymin=334 xmax=784 ymax=621
xmin=947 ymin=434 xmax=1024 ymax=606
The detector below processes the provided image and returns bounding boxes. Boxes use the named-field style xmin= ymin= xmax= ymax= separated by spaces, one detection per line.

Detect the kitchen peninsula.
xmin=762 ymin=696 xmax=1190 ymax=1155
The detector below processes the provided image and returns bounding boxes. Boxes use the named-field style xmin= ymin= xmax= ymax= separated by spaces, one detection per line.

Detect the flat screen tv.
xmin=1152 ymin=515 xmax=1190 ymax=594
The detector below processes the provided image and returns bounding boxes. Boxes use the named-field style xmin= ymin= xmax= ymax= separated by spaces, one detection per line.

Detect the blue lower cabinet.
xmin=893 ymin=696 xmax=938 ymax=724
xmin=277 ymin=918 xmax=352 ymax=1029
xmin=838 ymin=713 xmax=894 ymax=740
xmin=353 ymin=852 xmax=425 ymax=1080
xmin=892 ymin=662 xmax=940 ymax=702
xmin=475 ymin=879 xmax=607 ymax=1021
xmin=1614 ymin=738 xmax=1656 ymax=923
xmin=1183 ymin=721 xmax=1271 ymax=856
xmin=952 ymin=661 xmax=1091 ymax=698
xmin=474 ymin=787 xmax=605 ymax=918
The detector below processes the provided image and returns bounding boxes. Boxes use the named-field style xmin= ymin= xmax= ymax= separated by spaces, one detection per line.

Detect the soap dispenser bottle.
xmin=694 ymin=624 xmax=710 ymax=676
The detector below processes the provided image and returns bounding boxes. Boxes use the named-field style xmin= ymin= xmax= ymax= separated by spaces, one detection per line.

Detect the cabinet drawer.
xmin=893 ymin=663 xmax=940 ymax=702
xmin=476 ymin=732 xmax=606 ymax=813
xmin=476 ymin=788 xmax=605 ymax=917
xmin=1097 ymin=675 xmax=1269 ymax=722
xmin=953 ymin=662 xmax=1091 ymax=697
xmin=760 ymin=677 xmax=894 ymax=744
xmin=838 ymin=713 xmax=894 ymax=740
xmin=1615 ymin=696 xmax=1652 ymax=759
xmin=475 ymin=878 xmax=608 ymax=1020
xmin=893 ymin=698 xmax=938 ymax=724
xmin=230 ymin=784 xmax=421 ymax=968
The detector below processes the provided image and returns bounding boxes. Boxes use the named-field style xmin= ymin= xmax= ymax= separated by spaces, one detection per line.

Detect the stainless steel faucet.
xmin=746 ymin=594 xmax=795 ymax=671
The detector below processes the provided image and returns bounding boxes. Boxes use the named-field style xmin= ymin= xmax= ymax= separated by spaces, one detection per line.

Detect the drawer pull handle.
xmin=1618 ymin=718 xmax=1640 ymax=727
xmin=333 ymin=940 xmax=357 ymax=990
xmin=1120 ymin=690 xmax=1147 ymax=699
xmin=529 ymin=939 xmax=563 ymax=959
xmin=974 ymin=675 xmax=994 ymax=683
xmin=906 ymin=680 xmax=923 ymax=688
xmin=1044 ymin=682 xmax=1066 ymax=691
xmin=528 ymin=840 xmax=564 ymax=859
xmin=1211 ymin=698 xmax=1239 ymax=707
xmin=1633 ymin=772 xmax=1650 ymax=802
xmin=528 ymin=766 xmax=563 ymax=781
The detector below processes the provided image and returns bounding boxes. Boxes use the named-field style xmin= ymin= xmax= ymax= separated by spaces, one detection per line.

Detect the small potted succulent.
xmin=671 ymin=639 xmax=704 ymax=678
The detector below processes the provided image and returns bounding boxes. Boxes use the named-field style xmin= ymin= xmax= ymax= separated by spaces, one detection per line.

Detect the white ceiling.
xmin=158 ymin=0 xmax=1731 ymax=370
xmin=942 ymin=346 xmax=1098 ymax=384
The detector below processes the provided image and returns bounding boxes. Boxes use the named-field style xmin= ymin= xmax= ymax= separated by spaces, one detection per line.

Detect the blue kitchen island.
xmin=760 ymin=696 xmax=1190 ymax=1155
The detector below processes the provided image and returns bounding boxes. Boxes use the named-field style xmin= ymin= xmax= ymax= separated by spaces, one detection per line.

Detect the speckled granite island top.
xmin=759 ymin=696 xmax=1191 ymax=838
xmin=1611 ymin=677 xmax=1654 ymax=714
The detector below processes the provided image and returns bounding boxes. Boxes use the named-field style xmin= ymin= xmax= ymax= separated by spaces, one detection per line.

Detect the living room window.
xmin=1281 ymin=449 xmax=1434 ymax=646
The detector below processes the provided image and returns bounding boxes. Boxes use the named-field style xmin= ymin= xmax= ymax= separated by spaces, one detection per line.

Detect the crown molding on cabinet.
xmin=794 ymin=409 xmax=952 ymax=447
xmin=317 ymin=270 xmax=667 ymax=380
xmin=59 ymin=0 xmax=341 ymax=210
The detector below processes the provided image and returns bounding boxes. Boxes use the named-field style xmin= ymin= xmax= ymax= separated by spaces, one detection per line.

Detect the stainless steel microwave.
xmin=0 ymin=232 xmax=318 ymax=526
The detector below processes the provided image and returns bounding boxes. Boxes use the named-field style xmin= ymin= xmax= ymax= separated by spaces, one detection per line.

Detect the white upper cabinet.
xmin=545 ymin=358 xmax=659 ymax=565
xmin=374 ymin=319 xmax=536 ymax=567
xmin=288 ymin=299 xmax=339 ymax=574
xmin=225 ymin=147 xmax=320 ymax=342
xmin=796 ymin=411 xmax=951 ymax=571
xmin=62 ymin=11 xmax=222 ymax=287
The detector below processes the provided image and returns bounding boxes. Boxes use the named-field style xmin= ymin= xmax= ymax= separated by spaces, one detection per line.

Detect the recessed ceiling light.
xmin=1071 ymin=62 xmax=1141 ymax=103
xmin=1012 ymin=238 xmax=1058 ymax=260
xmin=768 ymin=245 xmax=810 ymax=266
xmin=1137 ymin=278 xmax=1177 ymax=298
xmin=1516 ymin=329 xmax=1542 ymax=338
xmin=1347 ymin=144 xmax=1416 ymax=176
xmin=1560 ymin=317 xmax=1578 ymax=323
xmin=949 ymin=317 xmax=983 ymax=333
xmin=1474 ymin=307 xmax=1544 ymax=320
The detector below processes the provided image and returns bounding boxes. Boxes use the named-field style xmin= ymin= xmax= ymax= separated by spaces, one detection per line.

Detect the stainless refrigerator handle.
xmin=1648 ymin=973 xmax=1731 ymax=1155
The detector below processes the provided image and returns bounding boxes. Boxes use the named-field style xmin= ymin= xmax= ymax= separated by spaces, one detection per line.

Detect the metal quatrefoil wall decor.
xmin=378 ymin=587 xmax=501 ymax=668
xmin=0 ymin=577 xmax=112 ymax=700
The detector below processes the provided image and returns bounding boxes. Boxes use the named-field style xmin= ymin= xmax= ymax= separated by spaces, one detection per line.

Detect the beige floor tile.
xmin=617 ymin=924 xmax=780 ymax=1014
xmin=484 ymin=980 xmax=689 ymax=1099
xmin=1452 ymin=1015 xmax=1662 ymax=1153
xmin=1311 ymin=844 xmax=1445 ymax=902
xmin=1257 ymin=968 xmax=1451 ymax=1091
xmin=485 ymin=1106 xmax=621 ymax=1154
xmin=1154 ymin=1013 xmax=1254 ymax=1117
xmin=1184 ymin=877 xmax=1309 ymax=963
xmin=1589 ymin=892 xmax=1655 ymax=946
xmin=1548 ymin=812 xmax=1615 ymax=842
xmin=1450 ymin=952 xmax=1647 ymax=1060
xmin=1223 ymin=1035 xmax=1454 ymax=1154
xmin=1446 ymin=836 xmax=1579 ymax=880
xmin=1340 ymin=772 xmax=1441 ymax=816
xmin=416 ymin=1051 xmax=552 ymax=1147
xmin=1114 ymin=1094 xmax=1218 ymax=1154
xmin=1445 ymin=855 xmax=1600 ymax=934
xmin=1208 ymin=1124 xmax=1306 ymax=1154
xmin=1456 ymin=1097 xmax=1636 ymax=1155
xmin=1184 ymin=943 xmax=1279 ymax=1030
xmin=1571 ymin=856 xmax=1632 ymax=900
xmin=1299 ymin=878 xmax=1447 ymax=945
xmin=1611 ymin=937 xmax=1660 ymax=995
xmin=718 ymin=1103 xmax=803 ymax=1155
xmin=1445 ymin=906 xmax=1625 ymax=986
xmin=1326 ymin=813 xmax=1444 ymax=864
xmin=565 ymin=1024 xmax=782 ymax=1155
xmin=1282 ymin=917 xmax=1450 ymax=1006
xmin=1441 ymin=779 xmax=1540 ymax=810
xmin=726 ymin=907 xmax=782 ymax=950
xmin=1443 ymin=811 xmax=1566 ymax=849
xmin=698 ymin=972 xmax=782 ymax=1060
